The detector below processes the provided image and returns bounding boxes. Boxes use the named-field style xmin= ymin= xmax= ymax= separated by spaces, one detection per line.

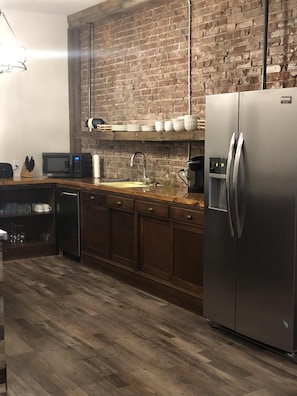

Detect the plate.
xmin=141 ymin=125 xmax=155 ymax=132
xmin=127 ymin=124 xmax=141 ymax=132
xmin=112 ymin=124 xmax=127 ymax=131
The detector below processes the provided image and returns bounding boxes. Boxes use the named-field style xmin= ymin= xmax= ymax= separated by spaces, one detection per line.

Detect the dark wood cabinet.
xmin=136 ymin=199 xmax=204 ymax=292
xmin=171 ymin=206 xmax=204 ymax=293
xmin=0 ymin=184 xmax=56 ymax=261
xmin=81 ymin=191 xmax=135 ymax=268
xmin=106 ymin=194 xmax=135 ymax=268
xmin=81 ymin=187 xmax=204 ymax=312
xmin=81 ymin=191 xmax=108 ymax=260
xmin=136 ymin=199 xmax=171 ymax=279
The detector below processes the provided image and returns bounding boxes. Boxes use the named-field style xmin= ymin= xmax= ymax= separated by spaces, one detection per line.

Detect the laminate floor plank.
xmin=3 ymin=256 xmax=297 ymax=395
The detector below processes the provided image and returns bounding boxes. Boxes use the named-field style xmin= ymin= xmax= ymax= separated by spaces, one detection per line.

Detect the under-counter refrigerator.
xmin=204 ymin=87 xmax=297 ymax=360
xmin=56 ymin=188 xmax=80 ymax=259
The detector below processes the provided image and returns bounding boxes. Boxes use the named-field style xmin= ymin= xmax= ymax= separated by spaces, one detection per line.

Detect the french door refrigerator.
xmin=204 ymin=87 xmax=297 ymax=360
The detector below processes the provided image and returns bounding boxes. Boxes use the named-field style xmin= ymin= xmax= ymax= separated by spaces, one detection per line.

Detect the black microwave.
xmin=42 ymin=152 xmax=92 ymax=178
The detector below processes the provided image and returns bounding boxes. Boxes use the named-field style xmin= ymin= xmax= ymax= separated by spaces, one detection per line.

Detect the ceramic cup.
xmin=32 ymin=203 xmax=52 ymax=213
xmin=32 ymin=203 xmax=44 ymax=213
xmin=155 ymin=121 xmax=164 ymax=132
xmin=42 ymin=203 xmax=52 ymax=212
xmin=164 ymin=120 xmax=173 ymax=131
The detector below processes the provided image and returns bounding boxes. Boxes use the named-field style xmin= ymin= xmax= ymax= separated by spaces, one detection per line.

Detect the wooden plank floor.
xmin=3 ymin=255 xmax=297 ymax=395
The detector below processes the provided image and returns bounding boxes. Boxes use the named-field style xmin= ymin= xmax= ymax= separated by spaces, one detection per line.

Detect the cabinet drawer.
xmin=106 ymin=195 xmax=134 ymax=211
xmin=170 ymin=206 xmax=204 ymax=226
xmin=82 ymin=191 xmax=105 ymax=206
xmin=136 ymin=200 xmax=168 ymax=218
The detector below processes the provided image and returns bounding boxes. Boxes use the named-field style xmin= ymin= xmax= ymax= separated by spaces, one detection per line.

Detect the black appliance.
xmin=188 ymin=156 xmax=204 ymax=193
xmin=42 ymin=152 xmax=92 ymax=178
xmin=0 ymin=163 xmax=13 ymax=179
xmin=56 ymin=188 xmax=80 ymax=259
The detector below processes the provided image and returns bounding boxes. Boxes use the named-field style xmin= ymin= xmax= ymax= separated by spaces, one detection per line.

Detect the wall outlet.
xmin=12 ymin=160 xmax=20 ymax=170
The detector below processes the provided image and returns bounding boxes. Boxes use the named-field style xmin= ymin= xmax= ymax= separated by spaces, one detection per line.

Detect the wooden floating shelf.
xmin=79 ymin=129 xmax=205 ymax=142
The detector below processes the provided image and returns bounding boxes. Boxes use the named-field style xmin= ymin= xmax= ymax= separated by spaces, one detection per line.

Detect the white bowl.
xmin=164 ymin=120 xmax=173 ymax=131
xmin=155 ymin=121 xmax=164 ymax=132
xmin=184 ymin=114 xmax=198 ymax=122
xmin=184 ymin=122 xmax=197 ymax=131
xmin=141 ymin=125 xmax=155 ymax=132
xmin=184 ymin=115 xmax=198 ymax=131
xmin=173 ymin=119 xmax=184 ymax=132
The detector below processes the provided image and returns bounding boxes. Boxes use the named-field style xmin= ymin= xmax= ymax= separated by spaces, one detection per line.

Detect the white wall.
xmin=0 ymin=10 xmax=70 ymax=177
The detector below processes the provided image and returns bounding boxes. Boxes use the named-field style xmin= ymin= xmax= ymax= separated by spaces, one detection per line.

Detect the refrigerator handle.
xmin=226 ymin=132 xmax=236 ymax=236
xmin=233 ymin=132 xmax=244 ymax=237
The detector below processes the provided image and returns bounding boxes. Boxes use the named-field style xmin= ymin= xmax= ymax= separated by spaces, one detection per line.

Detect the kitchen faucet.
xmin=130 ymin=151 xmax=149 ymax=184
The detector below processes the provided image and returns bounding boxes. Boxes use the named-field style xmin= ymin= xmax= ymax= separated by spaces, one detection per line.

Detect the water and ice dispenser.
xmin=209 ymin=157 xmax=227 ymax=211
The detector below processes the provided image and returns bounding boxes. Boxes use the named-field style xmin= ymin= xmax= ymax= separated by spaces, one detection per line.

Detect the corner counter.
xmin=51 ymin=178 xmax=204 ymax=208
xmin=0 ymin=177 xmax=204 ymax=208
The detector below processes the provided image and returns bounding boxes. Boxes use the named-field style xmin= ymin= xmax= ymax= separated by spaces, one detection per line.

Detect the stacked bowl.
xmin=184 ymin=115 xmax=198 ymax=131
xmin=172 ymin=117 xmax=185 ymax=132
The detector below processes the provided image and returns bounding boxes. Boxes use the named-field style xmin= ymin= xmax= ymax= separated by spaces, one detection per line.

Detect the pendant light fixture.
xmin=0 ymin=10 xmax=27 ymax=74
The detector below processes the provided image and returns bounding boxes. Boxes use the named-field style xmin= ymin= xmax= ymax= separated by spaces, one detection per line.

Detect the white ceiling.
xmin=0 ymin=0 xmax=106 ymax=16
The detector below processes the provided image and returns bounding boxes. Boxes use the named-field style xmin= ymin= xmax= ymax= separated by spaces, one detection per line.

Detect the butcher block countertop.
xmin=0 ymin=177 xmax=204 ymax=208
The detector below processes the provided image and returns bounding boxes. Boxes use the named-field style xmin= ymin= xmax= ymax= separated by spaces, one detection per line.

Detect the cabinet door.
xmin=138 ymin=215 xmax=171 ymax=280
xmin=172 ymin=222 xmax=203 ymax=292
xmin=109 ymin=209 xmax=135 ymax=267
xmin=81 ymin=192 xmax=108 ymax=259
xmin=170 ymin=204 xmax=204 ymax=293
xmin=137 ymin=199 xmax=171 ymax=280
xmin=106 ymin=194 xmax=135 ymax=268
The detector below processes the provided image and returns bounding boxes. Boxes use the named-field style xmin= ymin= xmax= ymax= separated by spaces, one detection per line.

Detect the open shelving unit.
xmin=0 ymin=184 xmax=56 ymax=261
xmin=79 ymin=129 xmax=205 ymax=142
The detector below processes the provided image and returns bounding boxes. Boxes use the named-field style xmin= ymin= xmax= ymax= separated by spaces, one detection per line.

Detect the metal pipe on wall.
xmin=187 ymin=0 xmax=192 ymax=116
xmin=261 ymin=0 xmax=269 ymax=90
xmin=187 ymin=0 xmax=192 ymax=160
xmin=87 ymin=22 xmax=93 ymax=119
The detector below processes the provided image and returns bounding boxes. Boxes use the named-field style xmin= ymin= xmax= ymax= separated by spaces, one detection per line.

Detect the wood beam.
xmin=68 ymin=0 xmax=162 ymax=27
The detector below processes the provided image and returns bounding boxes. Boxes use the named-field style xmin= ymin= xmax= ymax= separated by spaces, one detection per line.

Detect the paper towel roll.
xmin=92 ymin=154 xmax=100 ymax=178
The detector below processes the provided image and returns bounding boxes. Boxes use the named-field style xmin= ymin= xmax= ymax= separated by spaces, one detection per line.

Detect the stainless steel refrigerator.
xmin=204 ymin=87 xmax=297 ymax=359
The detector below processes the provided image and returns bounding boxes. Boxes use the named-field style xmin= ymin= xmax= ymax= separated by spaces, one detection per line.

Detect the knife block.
xmin=20 ymin=163 xmax=33 ymax=178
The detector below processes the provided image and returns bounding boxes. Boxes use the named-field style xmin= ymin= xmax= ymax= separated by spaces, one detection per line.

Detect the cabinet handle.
xmin=117 ymin=201 xmax=122 ymax=206
xmin=148 ymin=207 xmax=154 ymax=212
xmin=186 ymin=214 xmax=192 ymax=220
xmin=90 ymin=195 xmax=95 ymax=200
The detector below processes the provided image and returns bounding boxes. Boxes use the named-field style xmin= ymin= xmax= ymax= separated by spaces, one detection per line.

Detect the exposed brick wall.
xmin=76 ymin=0 xmax=297 ymax=183
xmin=81 ymin=139 xmax=204 ymax=187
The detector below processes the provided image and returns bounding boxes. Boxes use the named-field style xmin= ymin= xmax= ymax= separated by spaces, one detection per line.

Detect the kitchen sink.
xmin=99 ymin=181 xmax=147 ymax=188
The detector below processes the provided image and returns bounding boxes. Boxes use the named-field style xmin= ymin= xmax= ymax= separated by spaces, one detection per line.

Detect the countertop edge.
xmin=0 ymin=177 xmax=204 ymax=208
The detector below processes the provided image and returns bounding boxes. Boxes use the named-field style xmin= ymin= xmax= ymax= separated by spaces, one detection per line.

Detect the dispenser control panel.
xmin=210 ymin=157 xmax=227 ymax=174
xmin=209 ymin=157 xmax=227 ymax=211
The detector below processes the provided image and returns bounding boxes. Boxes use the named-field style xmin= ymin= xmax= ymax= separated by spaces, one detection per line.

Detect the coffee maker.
xmin=188 ymin=156 xmax=204 ymax=193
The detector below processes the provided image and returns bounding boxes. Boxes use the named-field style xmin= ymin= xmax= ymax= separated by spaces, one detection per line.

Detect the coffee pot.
xmin=178 ymin=156 xmax=204 ymax=193
xmin=188 ymin=156 xmax=204 ymax=193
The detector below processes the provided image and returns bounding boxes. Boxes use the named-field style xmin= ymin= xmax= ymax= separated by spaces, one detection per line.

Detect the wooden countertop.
xmin=0 ymin=177 xmax=204 ymax=208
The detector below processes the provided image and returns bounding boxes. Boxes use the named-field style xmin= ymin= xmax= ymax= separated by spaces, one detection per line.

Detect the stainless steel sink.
xmin=99 ymin=181 xmax=147 ymax=188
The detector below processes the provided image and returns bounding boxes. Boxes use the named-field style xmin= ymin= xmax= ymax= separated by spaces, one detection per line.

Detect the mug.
xmin=32 ymin=203 xmax=43 ymax=213
xmin=155 ymin=121 xmax=164 ymax=132
xmin=32 ymin=203 xmax=52 ymax=213
xmin=42 ymin=203 xmax=52 ymax=212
